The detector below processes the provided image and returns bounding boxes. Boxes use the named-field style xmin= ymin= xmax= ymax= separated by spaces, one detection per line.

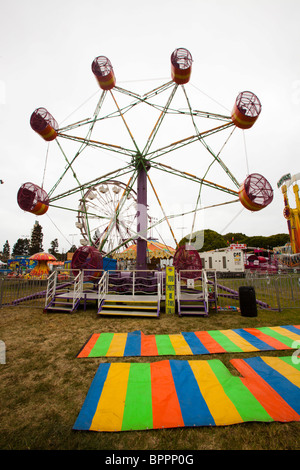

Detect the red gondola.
xmin=231 ymin=91 xmax=261 ymax=129
xmin=239 ymin=173 xmax=273 ymax=211
xmin=171 ymin=48 xmax=192 ymax=85
xmin=17 ymin=182 xmax=49 ymax=215
xmin=30 ymin=108 xmax=58 ymax=141
xmin=91 ymin=56 xmax=116 ymax=90
xmin=71 ymin=245 xmax=103 ymax=280
xmin=173 ymin=245 xmax=202 ymax=278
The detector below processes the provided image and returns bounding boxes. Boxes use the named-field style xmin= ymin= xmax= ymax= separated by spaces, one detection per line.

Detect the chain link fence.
xmin=0 ymin=271 xmax=300 ymax=311
xmin=215 ymin=274 xmax=300 ymax=311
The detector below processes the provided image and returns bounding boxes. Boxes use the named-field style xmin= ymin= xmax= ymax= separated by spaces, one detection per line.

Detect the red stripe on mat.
xmin=141 ymin=333 xmax=159 ymax=356
xmin=194 ymin=331 xmax=227 ymax=353
xmin=150 ymin=360 xmax=184 ymax=429
xmin=77 ymin=334 xmax=101 ymax=358
xmin=243 ymin=328 xmax=292 ymax=350
xmin=231 ymin=358 xmax=300 ymax=422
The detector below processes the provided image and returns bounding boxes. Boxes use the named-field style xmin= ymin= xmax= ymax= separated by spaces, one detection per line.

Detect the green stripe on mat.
xmin=155 ymin=335 xmax=176 ymax=356
xmin=122 ymin=363 xmax=153 ymax=431
xmin=207 ymin=330 xmax=244 ymax=353
xmin=209 ymin=360 xmax=273 ymax=422
xmin=89 ymin=333 xmax=114 ymax=357
xmin=258 ymin=327 xmax=296 ymax=348
xmin=280 ymin=356 xmax=300 ymax=369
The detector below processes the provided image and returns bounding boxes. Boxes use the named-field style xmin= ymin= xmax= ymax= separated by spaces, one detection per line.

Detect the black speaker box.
xmin=239 ymin=286 xmax=257 ymax=317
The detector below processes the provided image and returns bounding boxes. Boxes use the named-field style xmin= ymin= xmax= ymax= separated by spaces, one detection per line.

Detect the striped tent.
xmin=114 ymin=240 xmax=175 ymax=260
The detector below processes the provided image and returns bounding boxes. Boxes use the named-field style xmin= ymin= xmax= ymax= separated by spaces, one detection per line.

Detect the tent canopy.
xmin=115 ymin=240 xmax=175 ymax=260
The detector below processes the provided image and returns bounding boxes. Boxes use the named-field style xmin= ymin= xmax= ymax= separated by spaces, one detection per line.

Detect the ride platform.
xmin=98 ymin=295 xmax=160 ymax=317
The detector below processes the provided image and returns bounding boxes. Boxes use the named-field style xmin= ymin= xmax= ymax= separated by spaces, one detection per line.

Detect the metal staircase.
xmin=44 ymin=271 xmax=83 ymax=313
xmin=97 ymin=270 xmax=161 ymax=317
xmin=176 ymin=269 xmax=217 ymax=316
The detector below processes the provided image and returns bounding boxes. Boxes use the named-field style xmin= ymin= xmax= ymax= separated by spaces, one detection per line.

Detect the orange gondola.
xmin=17 ymin=182 xmax=49 ymax=216
xmin=91 ymin=56 xmax=116 ymax=90
xmin=30 ymin=108 xmax=58 ymax=141
xmin=231 ymin=91 xmax=261 ymax=129
xmin=239 ymin=173 xmax=273 ymax=211
xmin=171 ymin=48 xmax=192 ymax=85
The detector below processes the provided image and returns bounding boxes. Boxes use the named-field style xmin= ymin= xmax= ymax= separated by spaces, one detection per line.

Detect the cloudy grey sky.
xmin=1 ymin=0 xmax=300 ymax=253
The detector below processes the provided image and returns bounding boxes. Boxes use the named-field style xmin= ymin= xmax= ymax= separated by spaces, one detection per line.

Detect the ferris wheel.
xmin=76 ymin=180 xmax=141 ymax=252
xmin=17 ymin=48 xmax=274 ymax=272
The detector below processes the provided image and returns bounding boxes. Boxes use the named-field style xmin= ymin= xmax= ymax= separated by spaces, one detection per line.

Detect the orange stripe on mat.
xmin=141 ymin=333 xmax=159 ymax=356
xmin=150 ymin=360 xmax=184 ymax=429
xmin=243 ymin=328 xmax=292 ymax=350
xmin=77 ymin=334 xmax=101 ymax=358
xmin=231 ymin=358 xmax=300 ymax=422
xmin=194 ymin=331 xmax=227 ymax=353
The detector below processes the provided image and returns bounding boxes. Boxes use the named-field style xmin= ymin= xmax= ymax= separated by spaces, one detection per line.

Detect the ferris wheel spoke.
xmin=114 ymin=80 xmax=174 ymax=103
xmin=49 ymin=165 xmax=134 ymax=202
xmin=146 ymin=122 xmax=235 ymax=162
xmin=49 ymin=92 xmax=109 ymax=199
xmin=47 ymin=139 xmax=83 ymax=199
xmin=151 ymin=162 xmax=239 ymax=197
xmin=146 ymin=172 xmax=178 ymax=247
xmin=56 ymin=132 xmax=137 ymax=158
xmin=142 ymin=84 xmax=179 ymax=156
xmin=182 ymin=85 xmax=240 ymax=189
xmin=109 ymin=90 xmax=141 ymax=153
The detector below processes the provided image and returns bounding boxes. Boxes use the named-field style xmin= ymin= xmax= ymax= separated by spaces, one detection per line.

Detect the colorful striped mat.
xmin=73 ymin=355 xmax=300 ymax=432
xmin=77 ymin=325 xmax=300 ymax=358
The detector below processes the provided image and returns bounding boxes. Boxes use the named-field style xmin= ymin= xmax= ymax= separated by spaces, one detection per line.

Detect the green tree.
xmin=2 ymin=240 xmax=10 ymax=262
xmin=29 ymin=222 xmax=43 ymax=255
xmin=49 ymin=238 xmax=59 ymax=256
xmin=12 ymin=238 xmax=30 ymax=257
xmin=180 ymin=229 xmax=227 ymax=252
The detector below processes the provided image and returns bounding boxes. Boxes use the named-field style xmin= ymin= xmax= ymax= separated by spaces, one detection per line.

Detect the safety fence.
xmin=0 ymin=270 xmax=299 ymax=312
xmin=212 ymin=274 xmax=300 ymax=311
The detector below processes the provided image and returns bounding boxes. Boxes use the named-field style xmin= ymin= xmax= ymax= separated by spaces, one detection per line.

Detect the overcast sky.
xmin=1 ymin=0 xmax=300 ymax=254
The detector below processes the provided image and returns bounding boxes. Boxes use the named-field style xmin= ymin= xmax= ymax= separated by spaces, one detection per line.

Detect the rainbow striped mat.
xmin=73 ymin=355 xmax=300 ymax=432
xmin=77 ymin=325 xmax=300 ymax=358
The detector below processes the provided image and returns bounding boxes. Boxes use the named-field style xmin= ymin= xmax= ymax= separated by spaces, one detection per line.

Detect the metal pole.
xmin=136 ymin=165 xmax=148 ymax=271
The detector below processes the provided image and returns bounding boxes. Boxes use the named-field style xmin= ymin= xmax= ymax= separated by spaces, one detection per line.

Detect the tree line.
xmin=0 ymin=222 xmax=77 ymax=263
xmin=179 ymin=229 xmax=290 ymax=252
xmin=1 ymin=223 xmax=291 ymax=264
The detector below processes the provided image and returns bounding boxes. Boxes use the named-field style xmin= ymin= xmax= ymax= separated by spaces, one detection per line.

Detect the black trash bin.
xmin=239 ymin=286 xmax=257 ymax=317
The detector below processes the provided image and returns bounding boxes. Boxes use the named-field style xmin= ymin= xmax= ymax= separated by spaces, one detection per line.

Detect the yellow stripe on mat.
xmin=106 ymin=333 xmax=128 ymax=357
xmin=188 ymin=360 xmax=242 ymax=425
xmin=220 ymin=330 xmax=260 ymax=352
xmin=261 ymin=357 xmax=300 ymax=388
xmin=169 ymin=334 xmax=193 ymax=355
xmin=269 ymin=326 xmax=300 ymax=342
xmin=90 ymin=363 xmax=130 ymax=432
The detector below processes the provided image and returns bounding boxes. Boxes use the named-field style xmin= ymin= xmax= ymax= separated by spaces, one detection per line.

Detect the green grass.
xmin=0 ymin=303 xmax=300 ymax=450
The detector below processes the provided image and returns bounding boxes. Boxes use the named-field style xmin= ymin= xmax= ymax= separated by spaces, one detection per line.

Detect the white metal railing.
xmin=157 ymin=271 xmax=163 ymax=314
xmin=176 ymin=271 xmax=181 ymax=309
xmin=98 ymin=270 xmax=108 ymax=311
xmin=106 ymin=269 xmax=162 ymax=296
xmin=45 ymin=271 xmax=57 ymax=308
xmin=72 ymin=271 xmax=83 ymax=310
xmin=202 ymin=269 xmax=209 ymax=311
